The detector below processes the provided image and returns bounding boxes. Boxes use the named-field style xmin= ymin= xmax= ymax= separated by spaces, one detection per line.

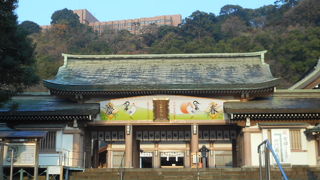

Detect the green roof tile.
xmin=44 ymin=51 xmax=278 ymax=92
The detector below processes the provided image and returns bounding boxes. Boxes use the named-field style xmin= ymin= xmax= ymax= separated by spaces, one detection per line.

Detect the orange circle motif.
xmin=180 ymin=102 xmax=191 ymax=114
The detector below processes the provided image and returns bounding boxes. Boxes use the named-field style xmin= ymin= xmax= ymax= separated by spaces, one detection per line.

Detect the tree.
xmin=150 ymin=32 xmax=185 ymax=54
xmin=275 ymin=0 xmax=301 ymax=8
xmin=0 ymin=0 xmax=39 ymax=102
xmin=51 ymin=8 xmax=80 ymax=27
xmin=180 ymin=11 xmax=217 ymax=40
xmin=18 ymin=20 xmax=41 ymax=35
xmin=140 ymin=24 xmax=160 ymax=46
xmin=283 ymin=0 xmax=320 ymax=26
xmin=220 ymin=5 xmax=243 ymax=16
xmin=221 ymin=16 xmax=248 ymax=37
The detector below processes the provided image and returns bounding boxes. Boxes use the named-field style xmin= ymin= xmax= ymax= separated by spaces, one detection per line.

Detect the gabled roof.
xmin=44 ymin=51 xmax=279 ymax=96
xmin=225 ymin=90 xmax=320 ymax=121
xmin=224 ymin=97 xmax=320 ymax=114
xmin=0 ymin=131 xmax=47 ymax=139
xmin=0 ymin=123 xmax=47 ymax=139
xmin=289 ymin=59 xmax=320 ymax=89
xmin=0 ymin=95 xmax=99 ymax=121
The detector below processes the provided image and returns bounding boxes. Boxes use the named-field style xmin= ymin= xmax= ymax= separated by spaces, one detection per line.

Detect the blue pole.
xmin=265 ymin=140 xmax=289 ymax=180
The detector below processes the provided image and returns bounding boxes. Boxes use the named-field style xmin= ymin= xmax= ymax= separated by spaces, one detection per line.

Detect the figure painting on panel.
xmin=104 ymin=102 xmax=118 ymax=120
xmin=123 ymin=101 xmax=137 ymax=120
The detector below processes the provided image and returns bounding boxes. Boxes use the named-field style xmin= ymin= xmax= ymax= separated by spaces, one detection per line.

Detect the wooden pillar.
xmin=232 ymin=139 xmax=238 ymax=167
xmin=107 ymin=144 xmax=112 ymax=168
xmin=0 ymin=140 xmax=4 ymax=180
xmin=92 ymin=140 xmax=99 ymax=168
xmin=184 ymin=143 xmax=190 ymax=168
xmin=132 ymin=136 xmax=140 ymax=168
xmin=242 ymin=128 xmax=252 ymax=167
xmin=34 ymin=139 xmax=39 ymax=180
xmin=153 ymin=143 xmax=160 ymax=168
xmin=208 ymin=142 xmax=215 ymax=168
xmin=84 ymin=130 xmax=92 ymax=168
xmin=191 ymin=124 xmax=199 ymax=167
xmin=125 ymin=125 xmax=133 ymax=168
xmin=73 ymin=133 xmax=81 ymax=167
xmin=191 ymin=125 xmax=199 ymax=154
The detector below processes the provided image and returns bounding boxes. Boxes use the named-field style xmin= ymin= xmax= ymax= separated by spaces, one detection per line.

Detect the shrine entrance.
xmin=140 ymin=152 xmax=153 ymax=168
xmin=160 ymin=152 xmax=184 ymax=168
xmin=87 ymin=125 xmax=240 ymax=169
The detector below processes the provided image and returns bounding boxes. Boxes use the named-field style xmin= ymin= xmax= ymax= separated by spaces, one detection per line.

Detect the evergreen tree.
xmin=0 ymin=0 xmax=39 ymax=102
xmin=18 ymin=20 xmax=41 ymax=35
xmin=51 ymin=8 xmax=80 ymax=27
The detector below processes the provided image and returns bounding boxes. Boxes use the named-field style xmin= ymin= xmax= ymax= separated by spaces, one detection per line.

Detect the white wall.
xmin=39 ymin=154 xmax=60 ymax=166
xmin=251 ymin=128 xmax=317 ymax=166
xmin=39 ymin=130 xmax=74 ymax=167
xmin=307 ymin=140 xmax=317 ymax=165
xmin=251 ymin=133 xmax=262 ymax=166
xmin=62 ymin=134 xmax=73 ymax=166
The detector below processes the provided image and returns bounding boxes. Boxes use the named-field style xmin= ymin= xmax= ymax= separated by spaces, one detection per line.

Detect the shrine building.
xmin=0 ymin=51 xmax=319 ymax=173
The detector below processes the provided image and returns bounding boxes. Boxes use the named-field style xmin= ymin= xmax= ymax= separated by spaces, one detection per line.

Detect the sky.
xmin=16 ymin=0 xmax=276 ymax=26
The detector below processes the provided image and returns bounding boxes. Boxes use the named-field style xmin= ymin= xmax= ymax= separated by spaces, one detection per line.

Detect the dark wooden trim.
xmin=230 ymin=113 xmax=320 ymax=121
xmin=48 ymin=87 xmax=275 ymax=98
xmin=0 ymin=115 xmax=92 ymax=121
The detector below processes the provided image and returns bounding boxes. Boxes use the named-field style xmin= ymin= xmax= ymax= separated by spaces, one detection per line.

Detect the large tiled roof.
xmin=44 ymin=51 xmax=279 ymax=94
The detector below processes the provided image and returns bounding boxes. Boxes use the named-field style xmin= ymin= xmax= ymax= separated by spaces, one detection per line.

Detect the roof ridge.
xmin=62 ymin=51 xmax=267 ymax=59
xmin=61 ymin=51 xmax=268 ymax=67
xmin=316 ymin=58 xmax=320 ymax=69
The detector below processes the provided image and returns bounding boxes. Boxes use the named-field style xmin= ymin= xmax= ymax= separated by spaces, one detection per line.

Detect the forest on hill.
xmin=20 ymin=0 xmax=320 ymax=88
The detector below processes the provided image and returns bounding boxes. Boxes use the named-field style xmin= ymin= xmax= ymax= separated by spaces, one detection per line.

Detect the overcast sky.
xmin=16 ymin=0 xmax=276 ymax=25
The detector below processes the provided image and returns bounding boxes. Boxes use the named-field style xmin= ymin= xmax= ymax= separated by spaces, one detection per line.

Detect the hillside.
xmin=23 ymin=0 xmax=320 ymax=88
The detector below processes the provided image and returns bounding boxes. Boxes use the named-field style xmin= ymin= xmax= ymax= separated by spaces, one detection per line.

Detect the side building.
xmin=0 ymin=51 xmax=319 ymax=177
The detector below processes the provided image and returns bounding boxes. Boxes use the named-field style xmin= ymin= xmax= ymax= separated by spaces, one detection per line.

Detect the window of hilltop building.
xmin=153 ymin=98 xmax=169 ymax=121
xmin=289 ymin=129 xmax=302 ymax=151
xmin=39 ymin=131 xmax=57 ymax=153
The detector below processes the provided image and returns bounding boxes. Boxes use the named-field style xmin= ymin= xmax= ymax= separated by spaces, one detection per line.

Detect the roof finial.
xmin=316 ymin=58 xmax=320 ymax=69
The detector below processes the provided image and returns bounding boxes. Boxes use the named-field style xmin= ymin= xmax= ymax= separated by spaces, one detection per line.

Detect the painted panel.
xmin=100 ymin=97 xmax=152 ymax=120
xmin=170 ymin=97 xmax=224 ymax=120
xmin=99 ymin=95 xmax=226 ymax=121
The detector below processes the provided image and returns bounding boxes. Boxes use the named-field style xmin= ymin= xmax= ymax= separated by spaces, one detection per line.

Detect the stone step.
xmin=70 ymin=167 xmax=320 ymax=180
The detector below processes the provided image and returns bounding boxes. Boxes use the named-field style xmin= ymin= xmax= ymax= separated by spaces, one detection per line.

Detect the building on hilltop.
xmin=89 ymin=14 xmax=181 ymax=34
xmin=73 ymin=9 xmax=99 ymax=24
xmin=41 ymin=9 xmax=182 ymax=34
